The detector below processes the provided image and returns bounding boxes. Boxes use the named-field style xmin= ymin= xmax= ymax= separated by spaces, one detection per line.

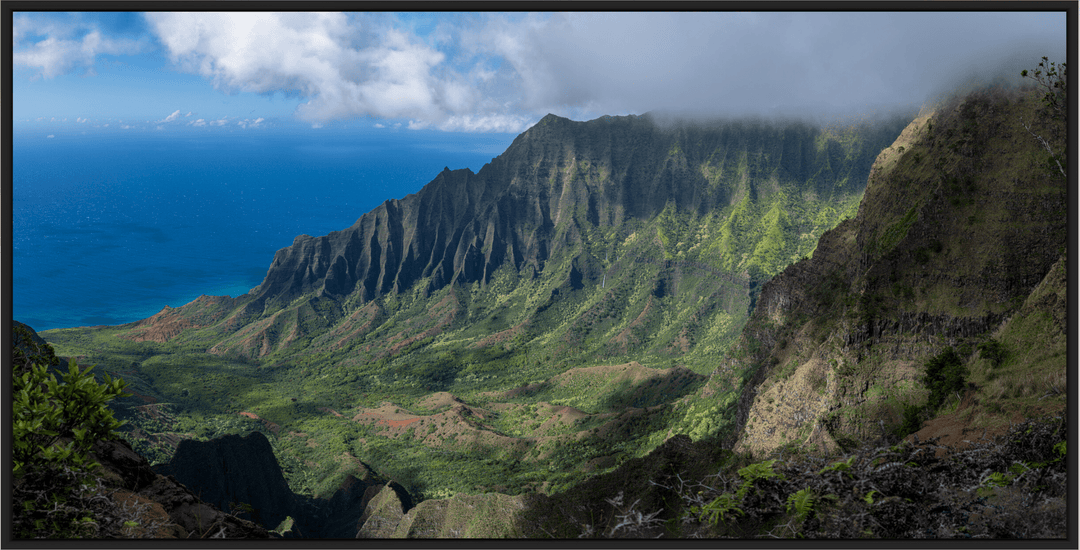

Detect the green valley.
xmin=41 ymin=111 xmax=911 ymax=502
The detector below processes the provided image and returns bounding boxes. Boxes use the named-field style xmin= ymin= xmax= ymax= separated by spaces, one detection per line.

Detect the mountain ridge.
xmin=249 ymin=112 xmax=895 ymax=307
xmin=112 ymin=111 xmax=909 ymax=367
xmin=41 ymin=107 xmax=930 ymax=524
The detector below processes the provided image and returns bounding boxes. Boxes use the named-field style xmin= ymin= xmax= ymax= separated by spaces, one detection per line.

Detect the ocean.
xmin=11 ymin=126 xmax=517 ymax=331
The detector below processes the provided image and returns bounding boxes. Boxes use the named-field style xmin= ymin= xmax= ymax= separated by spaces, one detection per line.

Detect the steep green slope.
xmin=42 ymin=111 xmax=911 ymax=502
xmin=506 ymin=83 xmax=1068 ymax=541
xmin=714 ymin=84 xmax=1067 ymax=458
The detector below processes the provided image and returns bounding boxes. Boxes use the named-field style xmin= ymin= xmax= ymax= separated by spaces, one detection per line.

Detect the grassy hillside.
xmin=41 ymin=111 xmax=911 ymax=503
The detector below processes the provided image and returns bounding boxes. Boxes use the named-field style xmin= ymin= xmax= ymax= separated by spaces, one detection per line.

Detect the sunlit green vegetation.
xmin=39 ymin=113 xmax=910 ymax=506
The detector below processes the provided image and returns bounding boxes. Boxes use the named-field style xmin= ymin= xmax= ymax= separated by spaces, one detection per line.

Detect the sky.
xmin=11 ymin=11 xmax=1069 ymax=134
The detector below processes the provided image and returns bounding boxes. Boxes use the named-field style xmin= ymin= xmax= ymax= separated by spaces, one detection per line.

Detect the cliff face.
xmin=252 ymin=114 xmax=864 ymax=309
xmin=151 ymin=431 xmax=416 ymax=538
xmin=152 ymin=432 xmax=299 ymax=531
xmin=720 ymin=86 xmax=1067 ymax=457
xmin=120 ymin=111 xmax=909 ymax=368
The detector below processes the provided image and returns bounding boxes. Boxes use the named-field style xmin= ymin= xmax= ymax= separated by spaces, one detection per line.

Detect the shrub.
xmin=896 ymin=403 xmax=925 ymax=437
xmin=12 ymin=324 xmax=130 ymax=538
xmin=921 ymin=347 xmax=967 ymax=411
xmin=13 ymin=358 xmax=129 ymax=477
xmin=977 ymin=339 xmax=1008 ymax=369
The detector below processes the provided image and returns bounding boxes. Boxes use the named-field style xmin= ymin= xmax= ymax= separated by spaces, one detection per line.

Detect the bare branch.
xmin=1019 ymin=117 xmax=1067 ymax=179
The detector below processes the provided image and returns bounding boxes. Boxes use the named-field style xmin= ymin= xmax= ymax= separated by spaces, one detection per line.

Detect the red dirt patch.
xmin=384 ymin=417 xmax=422 ymax=428
xmin=906 ymin=391 xmax=1064 ymax=457
xmin=121 ymin=295 xmax=232 ymax=343
xmin=668 ymin=326 xmax=692 ymax=354
xmin=236 ymin=411 xmax=281 ymax=434
xmin=416 ymin=392 xmax=463 ymax=411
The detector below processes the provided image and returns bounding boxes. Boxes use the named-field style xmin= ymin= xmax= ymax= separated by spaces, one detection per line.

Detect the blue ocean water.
xmin=12 ymin=127 xmax=517 ymax=330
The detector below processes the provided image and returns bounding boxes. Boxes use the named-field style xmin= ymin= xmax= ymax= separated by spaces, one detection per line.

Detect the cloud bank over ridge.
xmin=14 ymin=11 xmax=1069 ymax=132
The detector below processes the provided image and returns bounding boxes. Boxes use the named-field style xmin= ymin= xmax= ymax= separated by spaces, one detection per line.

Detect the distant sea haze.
xmin=12 ymin=127 xmax=516 ymax=331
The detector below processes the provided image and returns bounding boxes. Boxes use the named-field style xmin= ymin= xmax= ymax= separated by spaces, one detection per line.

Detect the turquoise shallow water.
xmin=12 ymin=126 xmax=516 ymax=330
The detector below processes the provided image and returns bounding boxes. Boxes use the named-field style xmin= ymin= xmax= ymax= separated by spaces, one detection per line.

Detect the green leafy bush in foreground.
xmin=12 ymin=324 xmax=130 ymax=538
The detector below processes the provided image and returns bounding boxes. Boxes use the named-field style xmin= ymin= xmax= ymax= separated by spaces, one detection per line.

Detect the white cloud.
xmin=13 ymin=15 xmax=147 ymax=79
xmin=373 ymin=123 xmax=385 ymax=128
xmin=158 ymin=109 xmax=182 ymax=123
xmin=145 ymin=12 xmax=527 ymax=132
xmin=238 ymin=117 xmax=264 ymax=128
xmin=46 ymin=134 xmax=55 ymax=138
xmin=185 ymin=111 xmax=193 ymax=117
xmin=435 ymin=114 xmax=534 ymax=133
xmin=189 ymin=118 xmax=207 ymax=126
xmin=210 ymin=118 xmax=227 ymax=126
xmin=144 ymin=12 xmax=1064 ymax=130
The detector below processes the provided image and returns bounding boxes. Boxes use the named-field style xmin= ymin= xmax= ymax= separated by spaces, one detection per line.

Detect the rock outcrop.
xmin=90 ymin=437 xmax=272 ymax=538
xmin=152 ymin=432 xmax=299 ymax=531
xmin=355 ymin=481 xmax=416 ymax=538
xmin=151 ymin=431 xmax=416 ymax=538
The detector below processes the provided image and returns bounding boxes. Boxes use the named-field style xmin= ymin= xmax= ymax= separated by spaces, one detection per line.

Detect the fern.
xmin=736 ymin=459 xmax=784 ymax=499
xmin=692 ymin=493 xmax=744 ymax=526
xmin=819 ymin=455 xmax=856 ymax=477
xmin=1052 ymin=440 xmax=1066 ymax=460
xmin=785 ymin=488 xmax=816 ymax=523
